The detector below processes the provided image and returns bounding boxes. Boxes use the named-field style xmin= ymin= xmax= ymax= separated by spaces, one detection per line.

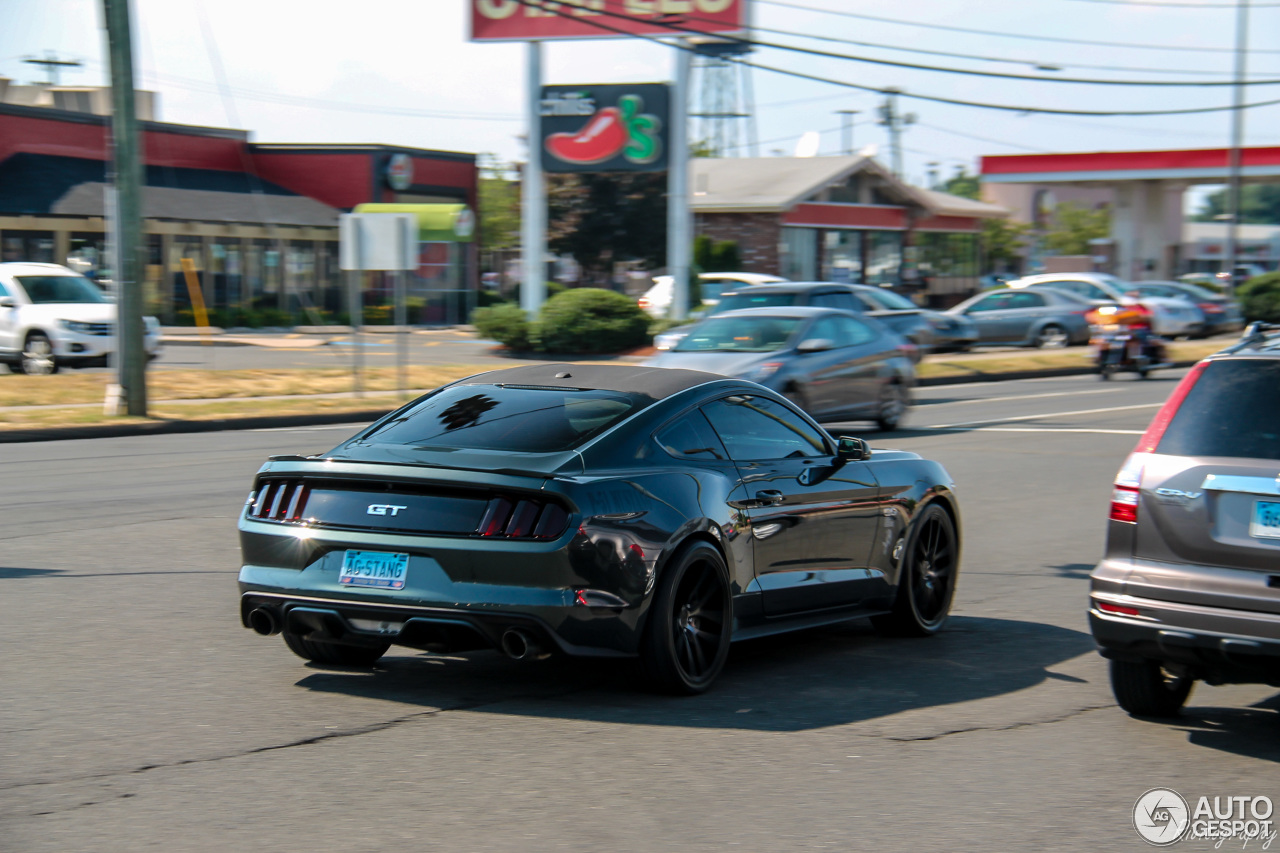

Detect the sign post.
xmin=668 ymin=47 xmax=691 ymax=321
xmin=522 ymin=42 xmax=546 ymax=320
xmin=339 ymin=213 xmax=417 ymax=398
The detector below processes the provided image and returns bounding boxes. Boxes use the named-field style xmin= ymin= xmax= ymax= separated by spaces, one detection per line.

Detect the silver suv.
xmin=1090 ymin=323 xmax=1280 ymax=716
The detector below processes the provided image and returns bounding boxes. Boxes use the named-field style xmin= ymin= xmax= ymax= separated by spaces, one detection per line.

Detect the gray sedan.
xmin=647 ymin=306 xmax=916 ymax=430
xmin=947 ymin=287 xmax=1093 ymax=348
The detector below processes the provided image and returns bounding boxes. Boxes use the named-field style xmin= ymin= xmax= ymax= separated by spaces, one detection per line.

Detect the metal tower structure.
xmin=689 ymin=40 xmax=757 ymax=158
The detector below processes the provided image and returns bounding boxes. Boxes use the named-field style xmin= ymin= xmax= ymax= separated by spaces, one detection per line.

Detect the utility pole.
xmin=1224 ymin=0 xmax=1250 ymax=294
xmin=22 ymin=51 xmax=82 ymax=85
xmin=835 ymin=110 xmax=859 ymax=156
xmin=927 ymin=162 xmax=941 ymax=189
xmin=876 ymin=89 xmax=915 ymax=180
xmin=101 ymin=0 xmax=147 ymax=416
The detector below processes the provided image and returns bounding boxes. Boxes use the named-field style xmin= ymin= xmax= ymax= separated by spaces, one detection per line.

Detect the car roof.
xmin=721 ymin=281 xmax=858 ymax=295
xmin=1009 ymin=273 xmax=1120 ymax=288
xmin=0 ymin=262 xmax=79 ymax=277
xmin=1213 ymin=323 xmax=1280 ymax=358
xmin=451 ymin=363 xmax=726 ymax=400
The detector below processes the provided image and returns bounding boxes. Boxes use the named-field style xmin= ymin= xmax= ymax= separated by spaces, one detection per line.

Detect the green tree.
xmin=980 ymin=217 xmax=1031 ymax=271
xmin=477 ymin=153 xmax=520 ymax=254
xmin=1043 ymin=202 xmax=1111 ymax=255
xmin=546 ymin=171 xmax=667 ymax=283
xmin=1194 ymin=185 xmax=1280 ymax=224
xmin=941 ymin=168 xmax=980 ymax=201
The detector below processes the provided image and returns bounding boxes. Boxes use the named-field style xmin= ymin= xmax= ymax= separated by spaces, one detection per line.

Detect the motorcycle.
xmin=1087 ymin=304 xmax=1171 ymax=380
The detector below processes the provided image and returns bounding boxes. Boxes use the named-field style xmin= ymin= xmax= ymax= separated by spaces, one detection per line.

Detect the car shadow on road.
xmin=1174 ymin=695 xmax=1280 ymax=763
xmin=0 ymin=566 xmax=65 ymax=579
xmin=294 ymin=615 xmax=1096 ymax=732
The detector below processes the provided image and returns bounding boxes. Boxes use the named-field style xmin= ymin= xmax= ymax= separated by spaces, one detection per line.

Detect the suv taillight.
xmin=1110 ymin=485 xmax=1140 ymax=523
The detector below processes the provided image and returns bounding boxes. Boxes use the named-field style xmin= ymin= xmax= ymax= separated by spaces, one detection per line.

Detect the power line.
xmin=515 ymin=0 xmax=1280 ymax=117
xmin=914 ymin=122 xmax=1053 ymax=153
xmin=756 ymin=0 xmax=1280 ymax=55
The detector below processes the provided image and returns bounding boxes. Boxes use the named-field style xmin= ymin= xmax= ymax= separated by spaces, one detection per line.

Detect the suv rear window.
xmin=1157 ymin=360 xmax=1280 ymax=460
xmin=358 ymin=384 xmax=649 ymax=453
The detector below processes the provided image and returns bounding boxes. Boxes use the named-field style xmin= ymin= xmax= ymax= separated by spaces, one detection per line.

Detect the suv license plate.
xmin=1249 ymin=501 xmax=1280 ymax=540
xmin=340 ymin=550 xmax=409 ymax=589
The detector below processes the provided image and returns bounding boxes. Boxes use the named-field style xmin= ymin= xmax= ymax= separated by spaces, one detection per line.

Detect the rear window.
xmin=358 ymin=384 xmax=648 ymax=453
xmin=860 ymin=288 xmax=916 ymax=311
xmin=712 ymin=293 xmax=800 ymax=313
xmin=1157 ymin=360 xmax=1280 ymax=460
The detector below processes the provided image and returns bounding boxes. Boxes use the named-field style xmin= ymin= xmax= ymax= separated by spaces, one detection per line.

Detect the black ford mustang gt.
xmin=238 ymin=363 xmax=961 ymax=693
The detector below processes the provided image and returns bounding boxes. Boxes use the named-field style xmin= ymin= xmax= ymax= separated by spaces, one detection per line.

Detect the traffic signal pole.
xmin=101 ymin=0 xmax=147 ymax=415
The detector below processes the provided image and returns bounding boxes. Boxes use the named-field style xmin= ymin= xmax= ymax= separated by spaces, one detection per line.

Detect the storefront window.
xmin=914 ymin=232 xmax=980 ymax=300
xmin=67 ymin=232 xmax=106 ymax=279
xmin=822 ymin=230 xmax=862 ymax=283
xmin=780 ymin=227 xmax=817 ymax=281
xmin=866 ymin=231 xmax=902 ymax=286
xmin=2 ymin=232 xmax=55 ymax=263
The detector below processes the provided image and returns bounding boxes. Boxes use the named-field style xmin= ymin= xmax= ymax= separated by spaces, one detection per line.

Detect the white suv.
xmin=0 ymin=263 xmax=162 ymax=374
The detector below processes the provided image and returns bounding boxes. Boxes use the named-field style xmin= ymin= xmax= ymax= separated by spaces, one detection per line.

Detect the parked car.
xmin=238 ymin=363 xmax=961 ymax=694
xmin=947 ymin=286 xmax=1093 ymax=348
xmin=638 ymin=272 xmax=787 ymax=318
xmin=1090 ymin=323 xmax=1280 ymax=717
xmin=1006 ymin=273 xmax=1204 ymax=338
xmin=0 ymin=262 xmax=162 ymax=374
xmin=647 ymin=306 xmax=916 ymax=429
xmin=1124 ymin=281 xmax=1245 ymax=338
xmin=652 ymin=282 xmax=977 ymax=355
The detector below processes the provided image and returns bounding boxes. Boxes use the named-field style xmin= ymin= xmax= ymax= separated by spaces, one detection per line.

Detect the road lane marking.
xmin=919 ymin=387 xmax=1127 ymax=407
xmin=964 ymin=427 xmax=1145 ymax=435
xmin=924 ymin=402 xmax=1162 ymax=429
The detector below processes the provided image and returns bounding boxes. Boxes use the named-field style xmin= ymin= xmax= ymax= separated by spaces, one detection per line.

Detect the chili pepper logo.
xmin=545 ymin=94 xmax=663 ymax=167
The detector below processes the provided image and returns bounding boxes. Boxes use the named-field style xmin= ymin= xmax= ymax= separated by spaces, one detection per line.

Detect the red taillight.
xmin=477 ymin=496 xmax=569 ymax=540
xmin=1198 ymin=302 xmax=1224 ymax=314
xmin=1110 ymin=485 xmax=1140 ymax=523
xmin=638 ymin=298 xmax=650 ymax=309
xmin=1098 ymin=601 xmax=1140 ymax=616
xmin=1134 ymin=360 xmax=1208 ymax=453
xmin=248 ymin=480 xmax=310 ymax=522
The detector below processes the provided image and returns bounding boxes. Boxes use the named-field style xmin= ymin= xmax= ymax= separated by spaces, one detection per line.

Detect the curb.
xmin=0 ymin=408 xmax=394 ymax=444
xmin=0 ymin=360 xmax=1200 ymax=443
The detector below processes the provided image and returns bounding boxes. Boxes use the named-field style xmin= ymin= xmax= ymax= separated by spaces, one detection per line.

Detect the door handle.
xmin=755 ymin=489 xmax=785 ymax=506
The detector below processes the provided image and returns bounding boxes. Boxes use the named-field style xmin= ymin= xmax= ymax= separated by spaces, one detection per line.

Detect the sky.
xmin=3 ymin=0 xmax=1278 ymax=208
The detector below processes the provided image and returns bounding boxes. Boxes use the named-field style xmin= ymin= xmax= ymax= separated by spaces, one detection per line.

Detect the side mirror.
xmin=796 ymin=337 xmax=835 ymax=353
xmin=0 ymin=296 xmax=14 ymax=308
xmin=836 ymin=435 xmax=871 ymax=462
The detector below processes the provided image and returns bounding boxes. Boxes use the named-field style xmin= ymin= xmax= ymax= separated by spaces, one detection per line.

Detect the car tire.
xmin=876 ymin=382 xmax=908 ymax=432
xmin=872 ymin=505 xmax=958 ymax=637
xmin=640 ymin=541 xmax=732 ymax=695
xmin=1034 ymin=324 xmax=1069 ymax=349
xmin=18 ymin=331 xmax=57 ymax=375
xmin=282 ymin=630 xmax=389 ymax=667
xmin=1109 ymin=659 xmax=1193 ymax=717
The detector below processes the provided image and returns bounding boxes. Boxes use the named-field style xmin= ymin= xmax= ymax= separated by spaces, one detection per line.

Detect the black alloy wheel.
xmin=1109 ymin=659 xmax=1194 ymax=717
xmin=873 ymin=504 xmax=958 ymax=636
xmin=641 ymin=541 xmax=732 ymax=694
xmin=282 ymin=631 xmax=389 ymax=667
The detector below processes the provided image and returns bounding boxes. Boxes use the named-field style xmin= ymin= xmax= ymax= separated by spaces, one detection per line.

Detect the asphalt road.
xmin=3 ymin=371 xmax=1278 ymax=852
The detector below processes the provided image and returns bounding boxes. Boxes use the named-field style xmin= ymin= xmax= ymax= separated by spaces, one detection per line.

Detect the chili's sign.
xmin=539 ymin=83 xmax=669 ymax=173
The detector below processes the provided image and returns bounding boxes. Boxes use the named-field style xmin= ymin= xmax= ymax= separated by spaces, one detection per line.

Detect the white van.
xmin=0 ymin=263 xmax=162 ymax=374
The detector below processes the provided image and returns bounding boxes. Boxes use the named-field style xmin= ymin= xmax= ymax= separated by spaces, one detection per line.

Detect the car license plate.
xmin=339 ymin=550 xmax=409 ymax=589
xmin=1249 ymin=501 xmax=1280 ymax=540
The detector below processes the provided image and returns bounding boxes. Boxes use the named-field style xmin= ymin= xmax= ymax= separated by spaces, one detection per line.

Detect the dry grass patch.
xmin=919 ymin=339 xmax=1227 ymax=381
xmin=0 ymin=395 xmax=399 ymax=429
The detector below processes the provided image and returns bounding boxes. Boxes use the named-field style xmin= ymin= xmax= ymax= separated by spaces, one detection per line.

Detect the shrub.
xmin=476 ymin=290 xmax=512 ymax=309
xmin=472 ymin=302 xmax=532 ymax=351
xmin=1237 ymin=272 xmax=1280 ymax=323
xmin=532 ymin=287 xmax=651 ymax=354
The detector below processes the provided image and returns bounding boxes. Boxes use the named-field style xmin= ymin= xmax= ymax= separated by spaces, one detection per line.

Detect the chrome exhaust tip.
xmin=500 ymin=628 xmax=546 ymax=661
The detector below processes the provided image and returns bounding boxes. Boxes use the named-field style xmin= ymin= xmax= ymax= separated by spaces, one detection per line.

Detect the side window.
xmin=853 ymin=293 xmax=881 ymax=312
xmin=833 ymin=315 xmax=877 ymax=346
xmin=702 ymin=396 xmax=830 ymax=461
xmin=968 ymin=293 xmax=1009 ymax=312
xmin=0 ymin=281 xmax=8 ymax=298
xmin=1008 ymin=292 xmax=1045 ymax=309
xmin=805 ymin=316 xmax=844 ymax=346
xmin=1058 ymin=280 xmax=1110 ymax=301
xmin=811 ymin=292 xmax=860 ymax=313
xmin=654 ymin=411 xmax=728 ymax=461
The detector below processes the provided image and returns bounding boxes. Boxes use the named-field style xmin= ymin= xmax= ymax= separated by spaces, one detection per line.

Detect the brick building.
xmin=692 ymin=156 xmax=1007 ymax=306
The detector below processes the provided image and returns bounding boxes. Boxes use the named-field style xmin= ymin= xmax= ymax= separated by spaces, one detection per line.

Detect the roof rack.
xmin=1221 ymin=321 xmax=1280 ymax=354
